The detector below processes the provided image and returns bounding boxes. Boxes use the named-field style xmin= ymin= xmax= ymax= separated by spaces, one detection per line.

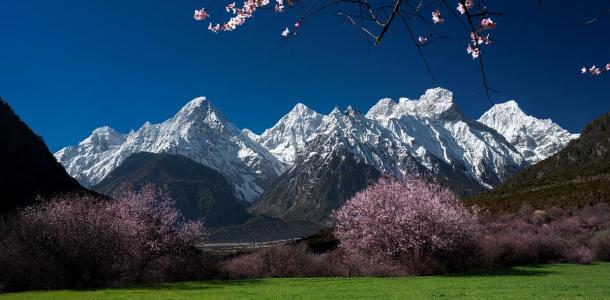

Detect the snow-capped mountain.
xmin=252 ymin=88 xmax=531 ymax=221
xmin=254 ymin=103 xmax=324 ymax=165
xmin=55 ymin=97 xmax=285 ymax=202
xmin=478 ymin=100 xmax=579 ymax=164
xmin=367 ymin=88 xmax=525 ymax=188
xmin=55 ymin=88 xmax=577 ymax=218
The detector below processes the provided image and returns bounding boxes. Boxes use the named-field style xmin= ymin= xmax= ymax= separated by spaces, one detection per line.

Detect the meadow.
xmin=2 ymin=263 xmax=609 ymax=300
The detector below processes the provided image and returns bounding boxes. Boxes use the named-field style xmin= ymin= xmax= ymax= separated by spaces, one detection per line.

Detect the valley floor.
xmin=2 ymin=263 xmax=609 ymax=299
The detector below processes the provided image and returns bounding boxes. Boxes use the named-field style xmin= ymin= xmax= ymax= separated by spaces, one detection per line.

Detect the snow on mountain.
xmin=367 ymin=88 xmax=525 ymax=188
xmin=256 ymin=103 xmax=324 ymax=165
xmin=241 ymin=128 xmax=260 ymax=142
xmin=478 ymin=100 xmax=579 ymax=164
xmin=55 ymin=88 xmax=576 ymax=210
xmin=55 ymin=97 xmax=285 ymax=202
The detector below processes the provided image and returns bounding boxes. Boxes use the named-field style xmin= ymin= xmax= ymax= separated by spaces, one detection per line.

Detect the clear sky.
xmin=1 ymin=0 xmax=608 ymax=152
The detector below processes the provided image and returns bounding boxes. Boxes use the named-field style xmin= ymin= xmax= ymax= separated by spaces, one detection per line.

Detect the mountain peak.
xmin=81 ymin=126 xmax=125 ymax=148
xmin=346 ymin=105 xmax=360 ymax=116
xmin=479 ymin=100 xmax=579 ymax=164
xmin=179 ymin=96 xmax=209 ymax=113
xmin=91 ymin=126 xmax=121 ymax=137
xmin=489 ymin=100 xmax=525 ymax=115
xmin=330 ymin=106 xmax=342 ymax=115
xmin=367 ymin=87 xmax=462 ymax=122
xmin=413 ymin=87 xmax=461 ymax=119
xmin=290 ymin=103 xmax=313 ymax=114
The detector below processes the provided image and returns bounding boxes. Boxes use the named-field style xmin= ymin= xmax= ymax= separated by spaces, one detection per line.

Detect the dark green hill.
xmin=0 ymin=98 xmax=87 ymax=213
xmin=93 ymin=152 xmax=250 ymax=226
xmin=465 ymin=111 xmax=610 ymax=213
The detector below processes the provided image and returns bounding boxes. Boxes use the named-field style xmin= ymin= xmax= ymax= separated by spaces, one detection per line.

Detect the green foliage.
xmin=2 ymin=264 xmax=610 ymax=299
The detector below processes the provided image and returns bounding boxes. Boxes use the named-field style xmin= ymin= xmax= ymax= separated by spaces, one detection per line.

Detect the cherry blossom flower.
xmin=471 ymin=32 xmax=490 ymax=45
xmin=226 ymin=2 xmax=236 ymax=13
xmin=275 ymin=0 xmax=285 ymax=12
xmin=194 ymin=8 xmax=209 ymax=21
xmin=480 ymin=18 xmax=496 ymax=30
xmin=295 ymin=22 xmax=300 ymax=28
xmin=590 ymin=65 xmax=602 ymax=75
xmin=457 ymin=0 xmax=473 ymax=14
xmin=432 ymin=9 xmax=444 ymax=24
xmin=208 ymin=22 xmax=221 ymax=33
xmin=467 ymin=44 xmax=480 ymax=59
xmin=418 ymin=36 xmax=427 ymax=44
xmin=581 ymin=64 xmax=609 ymax=76
xmin=281 ymin=27 xmax=290 ymax=37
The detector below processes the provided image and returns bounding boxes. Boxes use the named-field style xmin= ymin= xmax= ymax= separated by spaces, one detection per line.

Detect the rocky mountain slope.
xmin=93 ymin=152 xmax=250 ymax=226
xmin=0 ymin=98 xmax=88 ymax=213
xmin=465 ymin=111 xmax=610 ymax=213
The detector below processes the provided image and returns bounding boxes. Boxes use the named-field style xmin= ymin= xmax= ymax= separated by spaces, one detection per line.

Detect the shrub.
xmin=332 ymin=176 xmax=482 ymax=275
xmin=0 ymin=185 xmax=203 ymax=291
xmin=479 ymin=205 xmax=610 ymax=268
xmin=223 ymin=244 xmax=347 ymax=279
xmin=566 ymin=245 xmax=593 ymax=265
xmin=590 ymin=230 xmax=610 ymax=261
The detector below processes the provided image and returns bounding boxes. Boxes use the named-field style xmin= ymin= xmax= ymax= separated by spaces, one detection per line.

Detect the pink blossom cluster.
xmin=581 ymin=63 xmax=610 ymax=76
xmin=197 ymin=0 xmax=295 ymax=36
xmin=332 ymin=176 xmax=481 ymax=263
xmin=457 ymin=0 xmax=473 ymax=14
xmin=432 ymin=9 xmax=444 ymax=24
xmin=465 ymin=17 xmax=496 ymax=58
xmin=194 ymin=8 xmax=209 ymax=21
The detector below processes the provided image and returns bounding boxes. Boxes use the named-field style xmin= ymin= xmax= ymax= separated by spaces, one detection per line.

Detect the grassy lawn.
xmin=2 ymin=263 xmax=610 ymax=299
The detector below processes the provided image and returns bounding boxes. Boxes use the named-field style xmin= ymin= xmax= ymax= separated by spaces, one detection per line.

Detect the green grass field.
xmin=2 ymin=263 xmax=610 ymax=299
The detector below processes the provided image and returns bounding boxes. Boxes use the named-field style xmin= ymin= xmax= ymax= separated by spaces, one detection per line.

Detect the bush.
xmin=479 ymin=204 xmax=610 ymax=268
xmin=591 ymin=230 xmax=610 ymax=261
xmin=223 ymin=244 xmax=348 ymax=279
xmin=332 ymin=176 xmax=482 ymax=275
xmin=0 ymin=185 xmax=203 ymax=291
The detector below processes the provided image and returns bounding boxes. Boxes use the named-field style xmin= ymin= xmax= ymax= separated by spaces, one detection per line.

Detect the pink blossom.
xmin=275 ymin=0 xmax=285 ymax=12
xmin=281 ymin=27 xmax=290 ymax=37
xmin=467 ymin=44 xmax=480 ymax=59
xmin=480 ymin=18 xmax=496 ymax=30
xmin=193 ymin=8 xmax=209 ymax=21
xmin=418 ymin=36 xmax=427 ymax=44
xmin=581 ymin=67 xmax=588 ymax=74
xmin=432 ymin=9 xmax=444 ymax=24
xmin=208 ymin=22 xmax=221 ymax=33
xmin=590 ymin=65 xmax=602 ymax=75
xmin=471 ymin=32 xmax=490 ymax=45
xmin=295 ymin=22 xmax=300 ymax=28
xmin=457 ymin=0 xmax=473 ymax=14
xmin=226 ymin=2 xmax=236 ymax=13
xmin=606 ymin=63 xmax=610 ymax=71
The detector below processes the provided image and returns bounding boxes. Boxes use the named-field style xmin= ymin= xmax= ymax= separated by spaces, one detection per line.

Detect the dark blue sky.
xmin=1 ymin=0 xmax=608 ymax=152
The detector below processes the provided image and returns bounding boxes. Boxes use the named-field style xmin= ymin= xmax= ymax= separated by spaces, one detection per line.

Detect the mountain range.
xmin=54 ymin=88 xmax=578 ymax=222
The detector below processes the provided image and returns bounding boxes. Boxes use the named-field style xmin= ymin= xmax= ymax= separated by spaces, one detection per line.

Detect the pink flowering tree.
xmin=331 ymin=176 xmax=482 ymax=274
xmin=0 ymin=185 xmax=203 ymax=290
